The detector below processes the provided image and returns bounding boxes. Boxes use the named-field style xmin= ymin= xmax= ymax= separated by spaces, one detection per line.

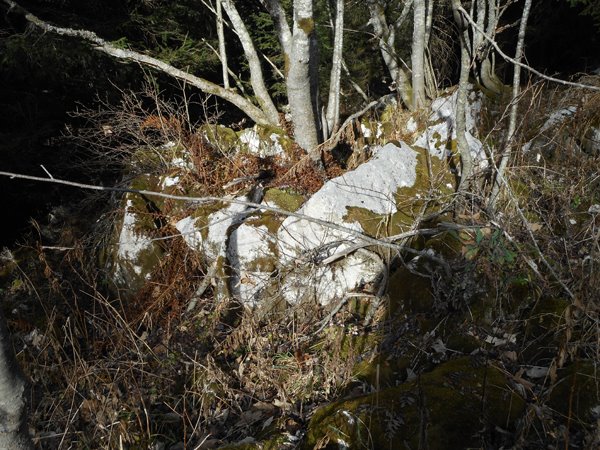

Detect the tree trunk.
xmin=265 ymin=0 xmax=292 ymax=60
xmin=216 ymin=0 xmax=229 ymax=89
xmin=287 ymin=0 xmax=321 ymax=151
xmin=411 ymin=0 xmax=427 ymax=109
xmin=452 ymin=0 xmax=474 ymax=191
xmin=221 ymin=0 xmax=280 ymax=124
xmin=366 ymin=0 xmax=413 ymax=109
xmin=472 ymin=0 xmax=504 ymax=94
xmin=423 ymin=0 xmax=437 ymax=98
xmin=325 ymin=0 xmax=344 ymax=137
xmin=488 ymin=0 xmax=533 ymax=211
xmin=0 ymin=311 xmax=32 ymax=450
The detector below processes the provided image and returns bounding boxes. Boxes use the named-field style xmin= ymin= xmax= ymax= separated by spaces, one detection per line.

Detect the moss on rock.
xmin=304 ymin=356 xmax=526 ymax=449
xmin=262 ymin=188 xmax=305 ymax=212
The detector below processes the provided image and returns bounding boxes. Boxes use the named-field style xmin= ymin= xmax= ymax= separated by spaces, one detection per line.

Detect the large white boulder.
xmin=277 ymin=142 xmax=418 ymax=305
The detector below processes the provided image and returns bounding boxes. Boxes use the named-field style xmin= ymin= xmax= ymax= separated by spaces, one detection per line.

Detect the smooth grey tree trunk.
xmin=221 ymin=0 xmax=280 ymax=124
xmin=489 ymin=0 xmax=533 ymax=211
xmin=411 ymin=0 xmax=427 ymax=109
xmin=423 ymin=0 xmax=437 ymax=98
xmin=452 ymin=0 xmax=474 ymax=191
xmin=216 ymin=0 xmax=229 ymax=89
xmin=265 ymin=0 xmax=292 ymax=59
xmin=287 ymin=0 xmax=321 ymax=151
xmin=366 ymin=0 xmax=413 ymax=109
xmin=325 ymin=0 xmax=344 ymax=137
xmin=0 ymin=311 xmax=32 ymax=450
xmin=473 ymin=0 xmax=504 ymax=94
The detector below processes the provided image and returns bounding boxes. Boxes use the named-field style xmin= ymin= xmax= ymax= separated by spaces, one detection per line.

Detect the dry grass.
xmin=7 ymin=241 xmax=370 ymax=449
xmin=2 ymin=81 xmax=599 ymax=449
xmin=453 ymin=78 xmax=600 ymax=448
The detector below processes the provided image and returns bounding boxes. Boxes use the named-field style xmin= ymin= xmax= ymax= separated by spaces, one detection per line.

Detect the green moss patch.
xmin=298 ymin=17 xmax=315 ymax=35
xmin=263 ymin=188 xmax=305 ymax=212
xmin=343 ymin=147 xmax=454 ymax=239
xmin=304 ymin=356 xmax=526 ymax=450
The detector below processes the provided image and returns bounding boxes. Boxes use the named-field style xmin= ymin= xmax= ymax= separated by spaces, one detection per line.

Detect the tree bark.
xmin=0 ymin=311 xmax=32 ymax=450
xmin=366 ymin=0 xmax=413 ymax=109
xmin=216 ymin=0 xmax=230 ymax=89
xmin=411 ymin=0 xmax=427 ymax=109
xmin=325 ymin=0 xmax=344 ymax=137
xmin=473 ymin=0 xmax=504 ymax=94
xmin=264 ymin=0 xmax=292 ymax=62
xmin=287 ymin=0 xmax=321 ymax=151
xmin=423 ymin=0 xmax=437 ymax=98
xmin=221 ymin=0 xmax=280 ymax=124
xmin=488 ymin=0 xmax=533 ymax=211
xmin=452 ymin=0 xmax=474 ymax=191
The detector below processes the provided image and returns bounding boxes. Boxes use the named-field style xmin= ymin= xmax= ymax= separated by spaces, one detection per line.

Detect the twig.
xmin=494 ymin=178 xmax=576 ymax=300
xmin=40 ymin=165 xmax=54 ymax=179
xmin=322 ymin=228 xmax=438 ymax=264
xmin=457 ymin=5 xmax=600 ymax=92
xmin=186 ymin=259 xmax=220 ymax=313
xmin=0 ymin=170 xmax=415 ymax=254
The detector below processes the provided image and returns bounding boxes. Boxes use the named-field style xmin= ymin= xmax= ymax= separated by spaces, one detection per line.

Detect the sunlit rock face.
xmin=413 ymin=85 xmax=487 ymax=170
xmin=111 ymin=141 xmax=430 ymax=308
xmin=110 ymin=120 xmax=458 ymax=308
xmin=277 ymin=142 xmax=418 ymax=306
xmin=111 ymin=196 xmax=163 ymax=292
xmin=227 ymin=223 xmax=277 ymax=307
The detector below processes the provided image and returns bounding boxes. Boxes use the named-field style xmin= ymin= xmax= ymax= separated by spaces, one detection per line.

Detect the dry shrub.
xmin=466 ymin=81 xmax=600 ymax=448
xmin=4 ymin=206 xmax=388 ymax=449
xmin=125 ymin=235 xmax=204 ymax=331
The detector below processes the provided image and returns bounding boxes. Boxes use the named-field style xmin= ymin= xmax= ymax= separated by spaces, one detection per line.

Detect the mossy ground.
xmin=304 ymin=357 xmax=526 ymax=450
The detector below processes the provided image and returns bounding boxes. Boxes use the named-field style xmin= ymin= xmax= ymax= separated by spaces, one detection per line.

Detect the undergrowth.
xmin=1 ymin=80 xmax=599 ymax=449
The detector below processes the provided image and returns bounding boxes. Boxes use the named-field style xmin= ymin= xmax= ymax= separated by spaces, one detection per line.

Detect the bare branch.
xmin=2 ymin=0 xmax=277 ymax=125
xmin=0 ymin=170 xmax=425 ymax=253
xmin=263 ymin=0 xmax=292 ymax=58
xmin=488 ymin=0 xmax=532 ymax=211
xmin=221 ymin=0 xmax=280 ymax=124
xmin=457 ymin=5 xmax=600 ymax=91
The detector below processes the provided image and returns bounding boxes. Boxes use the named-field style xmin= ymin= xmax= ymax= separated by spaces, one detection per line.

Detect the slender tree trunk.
xmin=265 ymin=0 xmax=323 ymax=151
xmin=488 ymin=0 xmax=533 ymax=211
xmin=0 ymin=311 xmax=32 ymax=450
xmin=423 ymin=0 xmax=437 ymax=98
xmin=221 ymin=0 xmax=280 ymax=124
xmin=452 ymin=0 xmax=474 ymax=191
xmin=473 ymin=0 xmax=504 ymax=94
xmin=216 ymin=0 xmax=229 ymax=89
xmin=424 ymin=0 xmax=434 ymax=43
xmin=287 ymin=0 xmax=321 ymax=151
xmin=411 ymin=0 xmax=427 ymax=109
xmin=325 ymin=0 xmax=344 ymax=137
xmin=366 ymin=0 xmax=413 ymax=109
